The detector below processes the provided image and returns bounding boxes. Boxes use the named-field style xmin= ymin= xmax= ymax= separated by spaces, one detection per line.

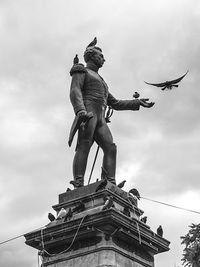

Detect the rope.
xmin=41 ymin=215 xmax=87 ymax=256
xmin=136 ymin=222 xmax=141 ymax=244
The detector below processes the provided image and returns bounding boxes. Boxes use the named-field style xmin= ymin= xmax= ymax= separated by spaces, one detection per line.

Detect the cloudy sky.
xmin=0 ymin=0 xmax=200 ymax=266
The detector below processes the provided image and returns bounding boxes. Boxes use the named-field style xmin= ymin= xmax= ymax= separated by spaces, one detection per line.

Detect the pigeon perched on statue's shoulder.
xmin=73 ymin=54 xmax=79 ymax=64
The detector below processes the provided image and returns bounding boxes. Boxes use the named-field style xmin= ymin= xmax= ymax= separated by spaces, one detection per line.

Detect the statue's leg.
xmin=94 ymin=123 xmax=117 ymax=184
xmin=72 ymin=116 xmax=97 ymax=187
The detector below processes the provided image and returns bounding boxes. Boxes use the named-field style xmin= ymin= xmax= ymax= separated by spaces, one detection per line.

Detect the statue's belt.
xmin=68 ymin=112 xmax=93 ymax=147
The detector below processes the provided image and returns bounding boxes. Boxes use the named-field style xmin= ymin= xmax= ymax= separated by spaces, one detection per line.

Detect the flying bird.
xmin=86 ymin=37 xmax=97 ymax=48
xmin=73 ymin=54 xmax=79 ymax=64
xmin=133 ymin=92 xmax=140 ymax=98
xmin=141 ymin=216 xmax=147 ymax=224
xmin=64 ymin=208 xmax=73 ymax=222
xmin=48 ymin=213 xmax=56 ymax=222
xmin=72 ymin=201 xmax=85 ymax=213
xmin=95 ymin=178 xmax=107 ymax=192
xmin=56 ymin=208 xmax=67 ymax=220
xmin=156 ymin=225 xmax=163 ymax=237
xmin=117 ymin=180 xmax=126 ymax=189
xmin=129 ymin=188 xmax=140 ymax=200
xmin=102 ymin=196 xmax=114 ymax=210
xmin=144 ymin=70 xmax=188 ymax=90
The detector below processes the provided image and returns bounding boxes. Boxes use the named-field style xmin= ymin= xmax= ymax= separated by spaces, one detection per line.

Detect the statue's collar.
xmin=86 ymin=62 xmax=99 ymax=73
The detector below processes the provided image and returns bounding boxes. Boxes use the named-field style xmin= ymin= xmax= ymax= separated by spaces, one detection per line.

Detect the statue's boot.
xmin=101 ymin=143 xmax=117 ymax=185
xmin=72 ymin=140 xmax=92 ymax=188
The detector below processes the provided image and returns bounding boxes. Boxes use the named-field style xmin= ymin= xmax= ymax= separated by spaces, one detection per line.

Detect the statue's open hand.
xmin=139 ymin=98 xmax=155 ymax=108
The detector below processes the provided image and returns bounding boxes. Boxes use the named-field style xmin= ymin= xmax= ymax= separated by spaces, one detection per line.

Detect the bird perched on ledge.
xmin=48 ymin=213 xmax=56 ymax=222
xmin=129 ymin=188 xmax=140 ymax=200
xmin=117 ymin=180 xmax=126 ymax=189
xmin=95 ymin=178 xmax=108 ymax=192
xmin=141 ymin=216 xmax=147 ymax=224
xmin=56 ymin=208 xmax=67 ymax=220
xmin=157 ymin=225 xmax=163 ymax=237
xmin=64 ymin=208 xmax=73 ymax=222
xmin=102 ymin=196 xmax=114 ymax=210
xmin=144 ymin=70 xmax=188 ymax=90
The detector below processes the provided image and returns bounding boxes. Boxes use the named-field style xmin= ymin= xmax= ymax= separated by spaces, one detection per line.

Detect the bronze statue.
xmin=69 ymin=38 xmax=154 ymax=188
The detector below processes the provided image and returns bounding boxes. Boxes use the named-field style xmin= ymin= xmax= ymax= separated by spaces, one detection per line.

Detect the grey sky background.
xmin=0 ymin=0 xmax=200 ymax=266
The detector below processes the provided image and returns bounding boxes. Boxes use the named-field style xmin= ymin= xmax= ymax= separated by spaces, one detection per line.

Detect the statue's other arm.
xmin=107 ymin=92 xmax=140 ymax=111
xmin=70 ymin=73 xmax=86 ymax=115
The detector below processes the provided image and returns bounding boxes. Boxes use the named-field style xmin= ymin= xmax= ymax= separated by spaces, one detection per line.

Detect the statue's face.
xmin=91 ymin=49 xmax=105 ymax=68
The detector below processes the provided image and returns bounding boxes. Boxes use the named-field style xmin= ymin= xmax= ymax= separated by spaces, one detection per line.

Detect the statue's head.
xmin=84 ymin=38 xmax=105 ymax=68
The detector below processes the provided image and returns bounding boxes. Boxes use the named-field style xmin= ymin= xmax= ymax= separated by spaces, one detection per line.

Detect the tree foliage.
xmin=181 ymin=223 xmax=200 ymax=267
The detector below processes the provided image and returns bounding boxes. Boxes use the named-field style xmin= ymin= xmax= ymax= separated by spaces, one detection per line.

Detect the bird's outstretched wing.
xmin=144 ymin=70 xmax=189 ymax=87
xmin=144 ymin=81 xmax=169 ymax=87
xmin=168 ymin=70 xmax=189 ymax=85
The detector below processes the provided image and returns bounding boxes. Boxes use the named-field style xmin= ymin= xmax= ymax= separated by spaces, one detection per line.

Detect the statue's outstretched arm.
xmin=107 ymin=93 xmax=154 ymax=110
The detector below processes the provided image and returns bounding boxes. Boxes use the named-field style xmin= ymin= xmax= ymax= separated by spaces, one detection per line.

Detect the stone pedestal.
xmin=24 ymin=181 xmax=170 ymax=267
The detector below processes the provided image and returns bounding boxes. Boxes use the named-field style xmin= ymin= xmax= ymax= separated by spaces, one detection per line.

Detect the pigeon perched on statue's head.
xmin=86 ymin=37 xmax=97 ymax=48
xmin=84 ymin=37 xmax=104 ymax=66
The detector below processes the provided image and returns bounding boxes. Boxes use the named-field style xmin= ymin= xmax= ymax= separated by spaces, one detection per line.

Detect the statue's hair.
xmin=83 ymin=46 xmax=102 ymax=63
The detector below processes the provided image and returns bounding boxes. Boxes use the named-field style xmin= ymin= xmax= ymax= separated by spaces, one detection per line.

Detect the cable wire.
xmin=141 ymin=196 xmax=200 ymax=215
xmin=0 ymin=226 xmax=45 ymax=246
xmin=1 ymin=196 xmax=200 ymax=247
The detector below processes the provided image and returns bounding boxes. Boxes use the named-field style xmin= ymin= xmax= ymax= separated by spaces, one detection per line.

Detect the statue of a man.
xmin=69 ymin=39 xmax=154 ymax=188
